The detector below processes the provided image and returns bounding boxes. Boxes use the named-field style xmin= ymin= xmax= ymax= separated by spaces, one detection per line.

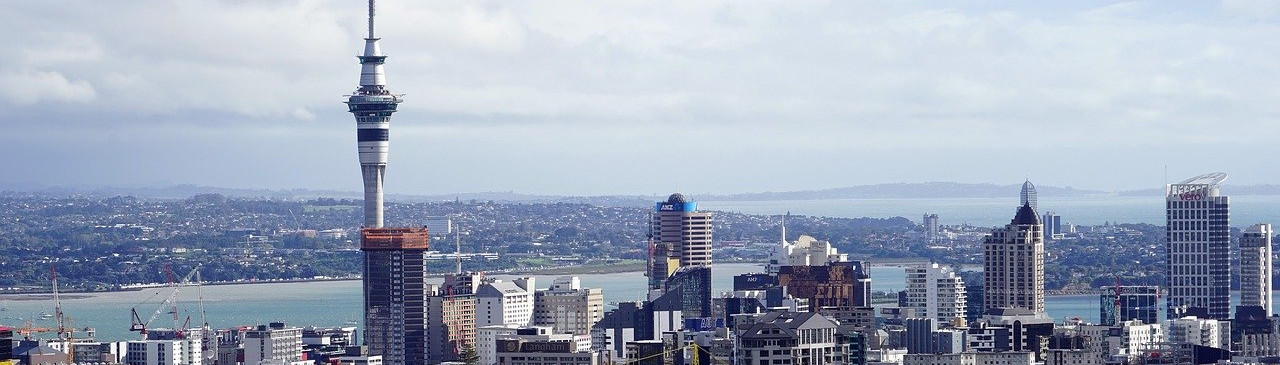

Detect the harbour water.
xmin=0 ymin=263 xmax=1211 ymax=342
xmin=701 ymin=195 xmax=1280 ymax=227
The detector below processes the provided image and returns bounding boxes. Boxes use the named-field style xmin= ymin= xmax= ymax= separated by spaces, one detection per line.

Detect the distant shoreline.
xmin=0 ymin=262 xmax=659 ymax=299
xmin=0 ymin=261 xmax=1106 ymax=300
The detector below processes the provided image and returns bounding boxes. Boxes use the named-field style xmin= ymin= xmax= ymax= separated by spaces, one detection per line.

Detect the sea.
xmin=3 ymin=263 xmax=1276 ymax=342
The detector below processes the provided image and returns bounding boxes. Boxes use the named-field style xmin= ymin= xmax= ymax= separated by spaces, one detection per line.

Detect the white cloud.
xmin=0 ymin=69 xmax=96 ymax=105
xmin=1220 ymin=0 xmax=1280 ymax=19
xmin=2 ymin=0 xmax=1280 ymax=193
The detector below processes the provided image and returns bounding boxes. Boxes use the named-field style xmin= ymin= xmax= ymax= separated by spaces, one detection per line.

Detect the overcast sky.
xmin=2 ymin=0 xmax=1278 ymax=196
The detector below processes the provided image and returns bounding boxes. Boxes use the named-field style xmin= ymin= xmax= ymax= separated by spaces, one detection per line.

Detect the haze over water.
xmin=702 ymin=195 xmax=1280 ymax=227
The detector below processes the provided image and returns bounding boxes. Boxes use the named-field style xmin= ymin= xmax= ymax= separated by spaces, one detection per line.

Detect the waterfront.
xmin=702 ymin=195 xmax=1280 ymax=227
xmin=0 ymin=262 xmax=1200 ymax=342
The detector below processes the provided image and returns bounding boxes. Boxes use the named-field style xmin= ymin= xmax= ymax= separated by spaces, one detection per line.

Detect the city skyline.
xmin=4 ymin=1 xmax=1280 ymax=196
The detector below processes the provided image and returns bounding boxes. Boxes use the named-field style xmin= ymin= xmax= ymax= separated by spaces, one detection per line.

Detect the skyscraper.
xmin=1099 ymin=286 xmax=1159 ymax=326
xmin=1020 ymin=180 xmax=1038 ymax=212
xmin=982 ymin=201 xmax=1044 ymax=314
xmin=361 ymin=227 xmax=429 ymax=365
xmin=647 ymin=193 xmax=713 ymax=288
xmin=1165 ymin=172 xmax=1230 ymax=320
xmin=1240 ymin=223 xmax=1273 ymax=317
xmin=346 ymin=0 xmax=403 ymax=229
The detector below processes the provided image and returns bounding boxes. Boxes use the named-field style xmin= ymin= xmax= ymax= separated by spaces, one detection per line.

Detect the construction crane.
xmin=63 ymin=316 xmax=75 ymax=364
xmin=16 ymin=320 xmax=52 ymax=339
xmin=129 ymin=264 xmax=201 ymax=338
xmin=51 ymin=266 xmax=66 ymax=339
xmin=1113 ymin=276 xmax=1123 ymax=325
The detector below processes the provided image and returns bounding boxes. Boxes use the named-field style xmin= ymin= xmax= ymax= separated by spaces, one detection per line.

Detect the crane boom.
xmin=130 ymin=264 xmax=202 ymax=338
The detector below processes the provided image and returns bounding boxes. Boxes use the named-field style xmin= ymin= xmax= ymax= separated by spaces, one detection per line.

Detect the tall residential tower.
xmin=1165 ymin=173 xmax=1230 ymax=320
xmin=1240 ymin=223 xmax=1273 ymax=317
xmin=982 ymin=200 xmax=1045 ymax=314
xmin=346 ymin=0 xmax=403 ymax=229
xmin=904 ymin=264 xmax=967 ymax=323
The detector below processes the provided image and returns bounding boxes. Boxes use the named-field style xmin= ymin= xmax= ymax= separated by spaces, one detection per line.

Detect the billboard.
xmin=655 ymin=201 xmax=697 ymax=212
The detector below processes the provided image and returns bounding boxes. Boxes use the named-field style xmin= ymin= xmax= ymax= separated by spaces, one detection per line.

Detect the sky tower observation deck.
xmin=346 ymin=0 xmax=403 ymax=229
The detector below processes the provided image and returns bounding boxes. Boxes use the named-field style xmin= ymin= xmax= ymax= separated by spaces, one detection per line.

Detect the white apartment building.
xmin=904 ymin=263 xmax=966 ymax=323
xmin=902 ymin=351 xmax=1033 ymax=365
xmin=243 ymin=323 xmax=304 ymax=365
xmin=337 ymin=355 xmax=383 ymax=365
xmin=125 ymin=340 xmax=201 ymax=365
xmin=1167 ymin=316 xmax=1230 ymax=350
xmin=477 ymin=325 xmax=520 ymax=365
xmin=476 ymin=277 xmax=536 ymax=327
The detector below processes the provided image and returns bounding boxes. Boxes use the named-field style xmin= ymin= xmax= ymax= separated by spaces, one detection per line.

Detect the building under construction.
xmin=361 ymin=227 xmax=430 ymax=365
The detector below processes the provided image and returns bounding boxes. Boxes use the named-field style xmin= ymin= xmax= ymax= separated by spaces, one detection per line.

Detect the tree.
xmin=458 ymin=344 xmax=480 ymax=365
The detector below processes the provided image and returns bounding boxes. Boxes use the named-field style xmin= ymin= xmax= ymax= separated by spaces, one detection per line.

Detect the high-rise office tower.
xmin=1240 ymin=223 xmax=1273 ymax=317
xmin=1099 ymin=286 xmax=1159 ymax=326
xmin=982 ymin=201 xmax=1044 ymax=314
xmin=361 ymin=227 xmax=429 ymax=365
xmin=347 ymin=0 xmax=403 ymax=229
xmin=661 ymin=266 xmax=712 ymax=319
xmin=1165 ymin=172 xmax=1230 ymax=320
xmin=1020 ymin=180 xmax=1038 ymax=212
xmin=904 ymin=264 xmax=966 ymax=323
xmin=647 ymin=193 xmax=713 ymax=288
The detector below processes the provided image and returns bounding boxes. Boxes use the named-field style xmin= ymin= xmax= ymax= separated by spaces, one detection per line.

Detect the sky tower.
xmin=346 ymin=0 xmax=402 ymax=228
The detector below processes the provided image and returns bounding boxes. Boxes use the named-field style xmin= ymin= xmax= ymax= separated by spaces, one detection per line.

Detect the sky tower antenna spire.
xmin=348 ymin=0 xmax=399 ymax=228
xmin=367 ymin=0 xmax=376 ymax=39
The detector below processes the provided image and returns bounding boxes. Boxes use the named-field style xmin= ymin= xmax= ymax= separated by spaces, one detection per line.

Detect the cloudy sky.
xmin=3 ymin=0 xmax=1278 ymax=196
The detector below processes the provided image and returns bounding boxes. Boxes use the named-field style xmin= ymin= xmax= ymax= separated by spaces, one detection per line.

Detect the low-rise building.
xmin=535 ymin=276 xmax=604 ymax=336
xmin=735 ymin=312 xmax=848 ymax=365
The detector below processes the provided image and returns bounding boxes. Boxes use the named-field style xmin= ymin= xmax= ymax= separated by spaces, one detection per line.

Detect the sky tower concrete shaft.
xmin=346 ymin=0 xmax=401 ymax=228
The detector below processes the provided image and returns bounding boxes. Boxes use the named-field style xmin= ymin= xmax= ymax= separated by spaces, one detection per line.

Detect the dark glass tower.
xmin=361 ymin=227 xmax=429 ymax=365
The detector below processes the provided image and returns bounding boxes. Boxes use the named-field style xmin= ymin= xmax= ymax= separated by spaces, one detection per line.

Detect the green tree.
xmin=458 ymin=344 xmax=480 ymax=365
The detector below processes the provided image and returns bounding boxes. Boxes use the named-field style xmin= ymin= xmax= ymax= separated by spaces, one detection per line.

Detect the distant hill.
xmin=0 ymin=183 xmax=358 ymax=200
xmin=697 ymin=182 xmax=1112 ymax=201
xmin=6 ymin=182 xmax=1280 ymax=204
